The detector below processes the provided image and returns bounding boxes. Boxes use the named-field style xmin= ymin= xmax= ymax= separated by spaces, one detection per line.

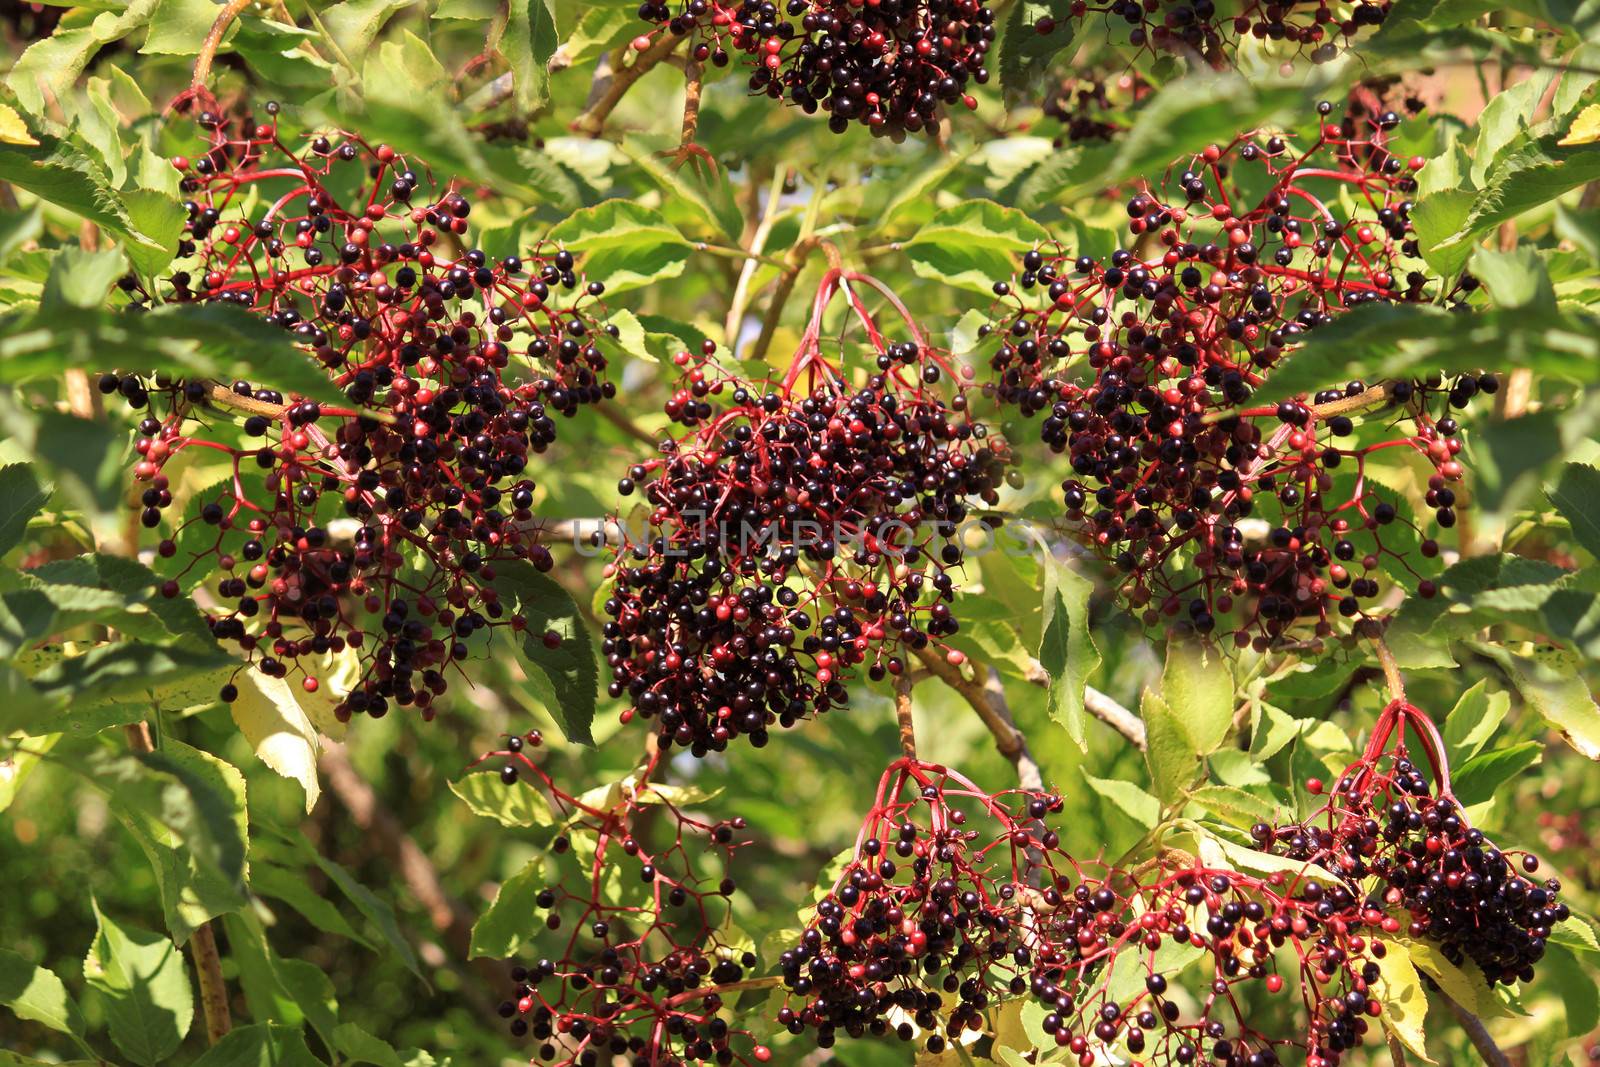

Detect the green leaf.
xmin=998 ymin=2 xmax=1074 ymax=104
xmin=503 ymin=0 xmax=559 ymax=112
xmin=333 ymin=1022 xmax=405 ymax=1067
xmin=1550 ymin=914 xmax=1600 ymax=953
xmin=41 ymin=244 xmax=126 ymax=313
xmin=1081 ymin=770 xmax=1160 ymax=829
xmin=906 ymin=199 xmax=1049 ymax=294
xmin=545 ymin=199 xmax=690 ymax=295
xmin=0 ymin=133 xmax=144 ymax=241
xmin=0 ymin=733 xmax=58 ymax=814
xmin=1250 ymin=303 xmax=1600 ymax=407
xmin=1432 ymin=135 xmax=1600 ymax=259
xmin=469 ymin=858 xmax=543 ymax=958
xmin=1036 ymin=553 xmax=1098 ymax=749
xmin=83 ymin=900 xmax=194 ymax=1066
xmin=1 ymin=300 xmax=351 ymax=408
xmin=0 ymin=463 xmax=50 ymax=557
xmin=188 ymin=1023 xmax=325 ymax=1067
xmin=322 ymin=0 xmax=413 ymax=57
xmin=221 ymin=911 xmax=336 ymax=1046
xmin=450 ymin=768 xmax=554 ymax=828
xmin=0 ymin=948 xmax=86 ymax=1038
xmin=140 ymin=0 xmax=227 ymax=54
xmin=1450 ymin=741 xmax=1543 ymax=807
xmin=1470 ymin=244 xmax=1556 ymax=312
xmin=1372 ymin=940 xmax=1435 ymax=1063
xmin=1160 ymin=641 xmax=1233 ymax=757
xmin=1548 ymin=463 xmax=1600 ymax=560
xmin=491 ymin=561 xmax=598 ymax=746
xmin=291 ymin=838 xmax=424 ymax=984
xmin=20 ymin=642 xmax=231 ymax=716
xmin=79 ymin=745 xmax=248 ymax=901
xmin=6 ymin=0 xmax=160 ymax=117
xmin=1142 ymin=689 xmax=1196 ymax=805
xmin=1187 ymin=784 xmax=1277 ymax=830
xmin=121 ymin=191 xmax=188 ymax=278
xmin=1546 ymin=944 xmax=1600 ymax=1037
xmin=1471 ymin=640 xmax=1600 ymax=761
xmin=1442 ymin=679 xmax=1510 ymax=764
xmin=249 ymin=862 xmax=373 ymax=948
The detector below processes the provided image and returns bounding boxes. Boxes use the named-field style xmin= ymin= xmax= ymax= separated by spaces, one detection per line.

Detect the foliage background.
xmin=2 ymin=1 xmax=1600 ymax=1065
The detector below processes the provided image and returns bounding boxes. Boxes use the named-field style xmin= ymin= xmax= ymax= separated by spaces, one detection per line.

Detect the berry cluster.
xmin=601 ymin=267 xmax=1012 ymax=754
xmin=483 ymin=737 xmax=771 ymax=1066
xmin=112 ymin=105 xmax=617 ymax=720
xmin=776 ymin=757 xmax=1067 ymax=1053
xmin=984 ymin=106 xmax=1485 ymax=648
xmin=771 ymin=755 xmax=1425 ymax=1067
xmin=1034 ymin=0 xmax=1389 ymax=67
xmin=1262 ymin=699 xmax=1566 ymax=987
xmin=1041 ymin=70 xmax=1150 ymax=144
xmin=634 ymin=0 xmax=995 ymax=136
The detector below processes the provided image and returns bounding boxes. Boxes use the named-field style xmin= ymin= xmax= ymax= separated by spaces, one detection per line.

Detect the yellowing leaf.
xmin=0 ymin=104 xmax=38 ymax=146
xmin=1558 ymin=104 xmax=1600 ymax=146
xmin=1401 ymin=938 xmax=1517 ymax=1021
xmin=230 ymin=671 xmax=321 ymax=813
xmin=1373 ymin=940 xmax=1435 ymax=1063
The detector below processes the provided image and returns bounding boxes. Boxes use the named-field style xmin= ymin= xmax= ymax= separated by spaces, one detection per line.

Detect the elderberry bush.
xmin=984 ymin=104 xmax=1489 ymax=649
xmin=113 ymin=105 xmax=619 ymax=720
xmin=602 ymin=269 xmax=1013 ymax=754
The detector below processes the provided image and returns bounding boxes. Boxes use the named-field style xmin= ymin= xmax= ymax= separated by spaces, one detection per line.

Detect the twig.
xmin=895 ymin=672 xmax=917 ymax=760
xmin=125 ymin=721 xmax=233 ymax=1042
xmin=189 ymin=0 xmax=256 ymax=103
xmin=1373 ymin=637 xmax=1406 ymax=703
xmin=724 ymin=169 xmax=789 ymax=344
xmin=1020 ymin=659 xmax=1147 ymax=750
xmin=911 ymin=648 xmax=1044 ymax=789
xmin=1387 ymin=1032 xmax=1409 ymax=1066
xmin=571 ymin=34 xmax=682 ymax=138
xmin=748 ymin=237 xmax=818 ymax=365
xmin=189 ymin=924 xmax=232 ymax=1044
xmin=1440 ymin=990 xmax=1511 ymax=1067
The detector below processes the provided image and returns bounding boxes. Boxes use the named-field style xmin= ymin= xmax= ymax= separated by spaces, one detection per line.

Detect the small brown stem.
xmin=1441 ymin=990 xmax=1511 ymax=1067
xmin=1373 ymin=637 xmax=1406 ymax=703
xmin=189 ymin=924 xmax=232 ymax=1044
xmin=190 ymin=0 xmax=255 ymax=102
xmin=125 ymin=721 xmax=232 ymax=1042
xmin=571 ymin=34 xmax=681 ymax=138
xmin=676 ymin=56 xmax=704 ymax=155
xmin=895 ymin=672 xmax=917 ymax=760
xmin=748 ymin=237 xmax=818 ymax=365
xmin=1387 ymin=1032 xmax=1409 ymax=1066
xmin=911 ymin=648 xmax=1046 ymax=789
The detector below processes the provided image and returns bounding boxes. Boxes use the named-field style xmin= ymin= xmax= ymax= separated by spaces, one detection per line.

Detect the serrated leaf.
xmin=1401 ymin=937 xmax=1515 ymax=1021
xmin=188 ymin=1023 xmax=325 ymax=1067
xmin=1187 ymin=785 xmax=1276 ymax=830
xmin=545 ymin=199 xmax=689 ymax=295
xmin=231 ymin=669 xmax=322 ymax=812
xmin=1372 ymin=940 xmax=1434 ymax=1062
xmin=83 ymin=900 xmax=194 ymax=1066
xmin=0 ymin=463 xmax=50 ymax=557
xmin=333 ymin=1022 xmax=405 ymax=1067
xmin=469 ymin=859 xmax=544 ymax=958
xmin=1450 ymin=741 xmax=1543 ymax=807
xmin=0 ymin=949 xmax=86 ymax=1038
xmin=492 ymin=561 xmax=597 ymax=746
xmin=1550 ymin=914 xmax=1600 ymax=953
xmin=42 ymin=243 xmax=126 ymax=314
xmin=503 ymin=0 xmax=559 ymax=112
xmin=140 ymin=0 xmax=226 ymax=54
xmin=1037 ymin=553 xmax=1098 ymax=749
xmin=1471 ymin=640 xmax=1600 ymax=760
xmin=1548 ymin=463 xmax=1600 ymax=560
xmin=1558 ymin=103 xmax=1600 ymax=147
xmin=1161 ymin=640 xmax=1233 ymax=757
xmin=249 ymin=862 xmax=372 ymax=948
xmin=1082 ymin=770 xmax=1160 ymax=829
xmin=322 ymin=0 xmax=412 ymax=57
xmin=449 ymin=769 xmax=555 ymax=828
xmin=1442 ymin=679 xmax=1509 ymax=764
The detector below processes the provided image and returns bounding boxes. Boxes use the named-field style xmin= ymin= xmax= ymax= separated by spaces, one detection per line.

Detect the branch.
xmin=748 ymin=237 xmax=818 ymax=365
xmin=189 ymin=924 xmax=232 ymax=1044
xmin=125 ymin=721 xmax=232 ymax=1043
xmin=910 ymin=647 xmax=1041 ymax=789
xmin=571 ymin=34 xmax=682 ymax=138
xmin=188 ymin=0 xmax=255 ymax=104
xmin=1441 ymin=990 xmax=1511 ymax=1067
xmin=895 ymin=672 xmax=917 ymax=760
xmin=1021 ymin=659 xmax=1147 ymax=750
